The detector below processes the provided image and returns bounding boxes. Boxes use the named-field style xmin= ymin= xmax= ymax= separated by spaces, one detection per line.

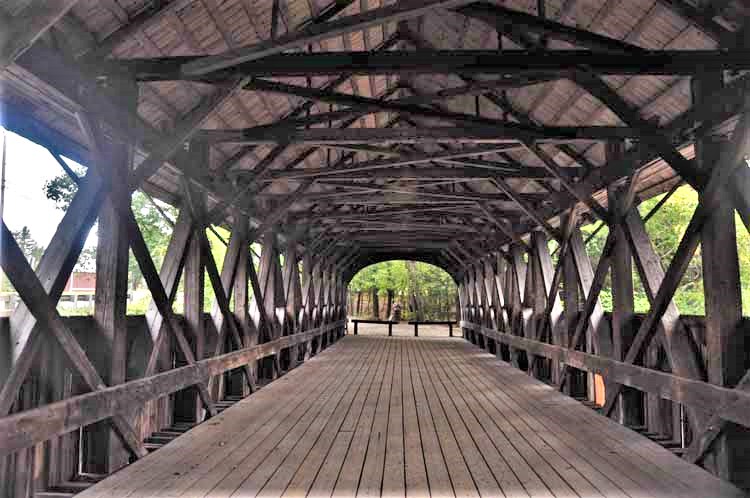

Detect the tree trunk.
xmin=372 ymin=288 xmax=380 ymax=319
xmin=386 ymin=289 xmax=393 ymax=318
xmin=356 ymin=291 xmax=362 ymax=315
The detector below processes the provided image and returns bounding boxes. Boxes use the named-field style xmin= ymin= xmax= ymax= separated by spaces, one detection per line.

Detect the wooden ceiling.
xmin=1 ymin=0 xmax=749 ymax=275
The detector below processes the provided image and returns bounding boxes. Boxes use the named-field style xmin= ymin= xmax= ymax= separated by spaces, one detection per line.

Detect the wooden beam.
xmin=0 ymin=0 xmax=80 ymax=69
xmin=461 ymin=321 xmax=750 ymax=436
xmin=491 ymin=178 xmax=557 ymax=238
xmin=90 ymin=112 xmax=134 ymax=472
xmin=262 ymin=146 xmax=519 ymax=179
xmin=0 ymin=321 xmax=344 ymax=457
xmin=602 ymin=111 xmax=750 ymax=427
xmin=119 ymin=50 xmax=750 ymax=80
xmin=201 ymin=230 xmax=256 ymax=389
xmin=181 ymin=0 xmax=474 ymax=75
xmin=0 ymin=221 xmax=147 ymax=459
xmin=130 ymin=79 xmax=248 ymax=187
xmin=0 ymin=173 xmax=105 ymax=415
xmin=457 ymin=2 xmax=644 ymax=54
xmin=241 ymin=78 xmax=638 ymax=139
xmin=143 ymin=209 xmax=194 ymax=371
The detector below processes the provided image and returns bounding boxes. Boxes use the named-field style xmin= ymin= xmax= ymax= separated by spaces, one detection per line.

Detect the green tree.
xmin=349 ymin=260 xmax=456 ymax=320
xmin=12 ymin=226 xmax=42 ymax=268
xmin=43 ymin=173 xmax=178 ymax=313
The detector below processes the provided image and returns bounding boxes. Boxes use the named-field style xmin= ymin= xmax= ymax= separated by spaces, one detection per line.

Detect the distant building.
xmin=1 ymin=271 xmax=97 ymax=315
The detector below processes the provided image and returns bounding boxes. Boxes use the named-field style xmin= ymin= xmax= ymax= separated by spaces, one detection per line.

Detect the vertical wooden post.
xmin=414 ymin=322 xmax=418 ymax=337
xmin=693 ymin=71 xmax=750 ymax=484
xmin=233 ymin=213 xmax=255 ymax=394
xmin=184 ymin=183 xmax=206 ymax=418
xmin=354 ymin=321 xmax=358 ymax=335
xmin=282 ymin=242 xmax=302 ymax=368
xmin=562 ymin=234 xmax=579 ymax=396
xmin=608 ymin=143 xmax=641 ymax=426
xmin=88 ymin=79 xmax=137 ymax=474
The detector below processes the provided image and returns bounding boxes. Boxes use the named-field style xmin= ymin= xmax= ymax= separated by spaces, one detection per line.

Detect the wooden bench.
xmin=407 ymin=320 xmax=458 ymax=337
xmin=350 ymin=319 xmax=398 ymax=336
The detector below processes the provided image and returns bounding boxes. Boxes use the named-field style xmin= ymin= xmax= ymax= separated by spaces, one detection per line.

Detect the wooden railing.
xmin=460 ymin=321 xmax=750 ymax=431
xmin=0 ymin=320 xmax=346 ymax=457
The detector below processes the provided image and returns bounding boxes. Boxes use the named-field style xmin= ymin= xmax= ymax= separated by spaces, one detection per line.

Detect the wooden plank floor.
xmin=79 ymin=336 xmax=745 ymax=498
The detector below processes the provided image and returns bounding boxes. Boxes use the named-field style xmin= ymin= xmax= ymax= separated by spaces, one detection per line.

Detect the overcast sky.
xmin=1 ymin=127 xmax=97 ymax=250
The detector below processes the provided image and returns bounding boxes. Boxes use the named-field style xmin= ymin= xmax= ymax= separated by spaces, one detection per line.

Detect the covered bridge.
xmin=2 ymin=0 xmax=750 ymax=496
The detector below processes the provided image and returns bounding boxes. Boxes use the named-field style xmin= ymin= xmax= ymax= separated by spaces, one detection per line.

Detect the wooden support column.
xmin=282 ymin=242 xmax=303 ymax=368
xmin=255 ymin=232 xmax=284 ymax=377
xmin=693 ymin=70 xmax=750 ymax=484
xmin=562 ymin=231 xmax=580 ymax=396
xmin=183 ymin=183 xmax=205 ymax=420
xmin=608 ymin=143 xmax=641 ymax=427
xmin=568 ymin=228 xmax=614 ymax=405
xmin=233 ymin=213 xmax=256 ymax=393
xmin=87 ymin=81 xmax=136 ymax=474
xmin=532 ymin=230 xmax=563 ymax=382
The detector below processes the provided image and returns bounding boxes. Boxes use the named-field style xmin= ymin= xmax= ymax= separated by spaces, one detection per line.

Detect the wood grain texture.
xmin=77 ymin=336 xmax=744 ymax=498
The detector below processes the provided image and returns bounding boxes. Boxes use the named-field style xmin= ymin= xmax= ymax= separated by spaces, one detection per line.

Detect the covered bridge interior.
xmin=2 ymin=0 xmax=750 ymax=496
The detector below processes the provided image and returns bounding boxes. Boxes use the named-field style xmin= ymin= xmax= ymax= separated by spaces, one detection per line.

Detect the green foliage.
xmin=349 ymin=260 xmax=456 ymax=320
xmin=581 ymin=185 xmax=750 ymax=315
xmin=44 ymin=174 xmax=78 ymax=210
xmin=130 ymin=191 xmax=178 ymax=294
xmin=12 ymin=226 xmax=42 ymax=268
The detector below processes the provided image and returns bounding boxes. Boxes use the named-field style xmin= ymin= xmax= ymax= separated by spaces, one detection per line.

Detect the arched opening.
xmin=347 ymin=260 xmax=458 ymax=337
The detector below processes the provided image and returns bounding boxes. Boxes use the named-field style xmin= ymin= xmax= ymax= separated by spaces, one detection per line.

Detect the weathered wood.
xmin=89 ymin=115 xmax=134 ymax=473
xmin=0 ymin=221 xmax=147 ymax=459
xmin=685 ymin=72 xmax=749 ymax=479
xmin=0 ymin=173 xmax=105 ymax=416
xmin=144 ymin=209 xmax=194 ymax=372
xmin=462 ymin=321 xmax=750 ymax=436
xmin=0 ymin=0 xmax=80 ymax=69
xmin=457 ymin=2 xmax=643 ymax=54
xmin=183 ymin=184 xmax=206 ymax=420
xmin=0 ymin=321 xmax=344 ymax=457
xmin=124 ymin=50 xmax=750 ymax=80
xmin=603 ymin=111 xmax=750 ymax=425
xmin=181 ymin=0 xmax=475 ymax=75
xmin=201 ymin=230 xmax=256 ymax=389
xmin=607 ymin=144 xmax=640 ymax=426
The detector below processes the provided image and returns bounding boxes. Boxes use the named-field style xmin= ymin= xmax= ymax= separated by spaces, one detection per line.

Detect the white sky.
xmin=1 ymin=127 xmax=97 ymax=249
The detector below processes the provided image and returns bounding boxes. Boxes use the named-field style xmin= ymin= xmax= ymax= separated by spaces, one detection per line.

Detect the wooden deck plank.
xmin=382 ymin=339 xmax=406 ymax=498
xmin=281 ymin=339 xmax=388 ymax=498
xmin=415 ymin=340 xmax=549 ymax=498
xmin=76 ymin=341 xmax=352 ymax=498
xmin=356 ymin=339 xmax=396 ymax=497
xmin=79 ymin=336 xmax=745 ymax=498
xmin=328 ymin=339 xmax=391 ymax=498
xmin=203 ymin=340 xmax=378 ymax=498
xmin=257 ymin=339 xmax=388 ymax=498
xmin=410 ymin=338 xmax=480 ymax=498
xmin=414 ymin=339 xmax=539 ymax=498
xmin=455 ymin=339 xmax=743 ymax=498
xmin=401 ymin=340 xmax=430 ymax=498
xmin=445 ymin=341 xmax=681 ymax=498
xmin=428 ymin=340 xmax=636 ymax=498
xmin=160 ymin=339 xmax=371 ymax=498
xmin=404 ymin=339 xmax=457 ymax=498
xmin=442 ymin=347 xmax=649 ymax=498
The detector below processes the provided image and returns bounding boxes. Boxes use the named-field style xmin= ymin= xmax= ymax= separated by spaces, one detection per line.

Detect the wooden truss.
xmin=3 ymin=0 xmax=750 ymax=491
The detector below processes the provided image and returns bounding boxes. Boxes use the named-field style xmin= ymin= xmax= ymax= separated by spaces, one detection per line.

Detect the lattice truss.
xmin=1 ymin=0 xmax=750 ymax=491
